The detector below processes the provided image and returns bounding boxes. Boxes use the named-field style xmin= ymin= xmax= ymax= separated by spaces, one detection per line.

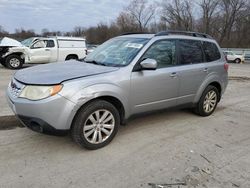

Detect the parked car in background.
xmin=224 ymin=51 xmax=245 ymax=63
xmin=7 ymin=31 xmax=228 ymax=150
xmin=0 ymin=36 xmax=87 ymax=69
xmin=86 ymin=44 xmax=98 ymax=54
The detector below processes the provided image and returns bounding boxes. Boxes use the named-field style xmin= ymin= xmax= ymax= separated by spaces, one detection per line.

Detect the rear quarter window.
xmin=202 ymin=41 xmax=221 ymax=62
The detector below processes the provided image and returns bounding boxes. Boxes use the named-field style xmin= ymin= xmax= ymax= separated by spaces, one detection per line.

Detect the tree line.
xmin=1 ymin=0 xmax=250 ymax=47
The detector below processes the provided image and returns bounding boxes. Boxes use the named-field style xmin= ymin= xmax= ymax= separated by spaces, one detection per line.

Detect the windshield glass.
xmin=85 ymin=37 xmax=149 ymax=67
xmin=21 ymin=37 xmax=35 ymax=47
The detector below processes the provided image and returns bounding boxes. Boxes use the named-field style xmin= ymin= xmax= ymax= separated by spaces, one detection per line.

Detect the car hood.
xmin=14 ymin=61 xmax=119 ymax=85
xmin=0 ymin=37 xmax=23 ymax=47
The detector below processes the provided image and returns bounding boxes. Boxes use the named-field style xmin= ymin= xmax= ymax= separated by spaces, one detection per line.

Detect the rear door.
xmin=176 ymin=39 xmax=208 ymax=105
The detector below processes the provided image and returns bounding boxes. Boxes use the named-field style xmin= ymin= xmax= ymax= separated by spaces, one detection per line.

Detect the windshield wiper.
xmin=85 ymin=60 xmax=107 ymax=66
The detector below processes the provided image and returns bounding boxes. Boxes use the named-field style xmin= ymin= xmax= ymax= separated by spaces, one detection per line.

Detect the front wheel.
xmin=71 ymin=100 xmax=120 ymax=150
xmin=5 ymin=55 xmax=23 ymax=69
xmin=194 ymin=85 xmax=219 ymax=117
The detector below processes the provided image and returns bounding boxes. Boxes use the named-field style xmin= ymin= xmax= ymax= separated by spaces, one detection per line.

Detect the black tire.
xmin=5 ymin=55 xmax=23 ymax=69
xmin=194 ymin=85 xmax=219 ymax=117
xmin=71 ymin=100 xmax=120 ymax=150
xmin=234 ymin=58 xmax=241 ymax=64
xmin=65 ymin=55 xmax=78 ymax=61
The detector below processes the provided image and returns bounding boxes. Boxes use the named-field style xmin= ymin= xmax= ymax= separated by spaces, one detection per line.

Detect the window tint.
xmin=141 ymin=40 xmax=176 ymax=68
xmin=202 ymin=41 xmax=221 ymax=62
xmin=179 ymin=40 xmax=204 ymax=65
xmin=46 ymin=40 xmax=55 ymax=48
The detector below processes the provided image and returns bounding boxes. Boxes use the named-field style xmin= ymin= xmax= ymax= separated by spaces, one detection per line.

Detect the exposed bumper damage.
xmin=0 ymin=37 xmax=29 ymax=63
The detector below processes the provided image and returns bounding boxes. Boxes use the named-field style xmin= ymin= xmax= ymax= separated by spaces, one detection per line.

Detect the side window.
xmin=141 ymin=40 xmax=176 ymax=68
xmin=202 ymin=41 xmax=221 ymax=62
xmin=46 ymin=40 xmax=55 ymax=48
xmin=31 ymin=40 xmax=46 ymax=49
xmin=179 ymin=40 xmax=204 ymax=65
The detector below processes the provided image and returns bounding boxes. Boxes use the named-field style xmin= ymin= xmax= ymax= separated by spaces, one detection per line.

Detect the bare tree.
xmin=161 ymin=0 xmax=194 ymax=31
xmin=218 ymin=0 xmax=247 ymax=43
xmin=198 ymin=0 xmax=219 ymax=33
xmin=72 ymin=26 xmax=85 ymax=37
xmin=116 ymin=11 xmax=139 ymax=32
xmin=126 ymin=0 xmax=156 ymax=32
xmin=0 ymin=25 xmax=8 ymax=37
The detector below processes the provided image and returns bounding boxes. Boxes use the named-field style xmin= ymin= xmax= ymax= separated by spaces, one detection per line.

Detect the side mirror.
xmin=140 ymin=58 xmax=157 ymax=70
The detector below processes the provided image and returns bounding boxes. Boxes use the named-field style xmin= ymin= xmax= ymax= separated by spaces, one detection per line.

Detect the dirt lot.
xmin=0 ymin=63 xmax=250 ymax=188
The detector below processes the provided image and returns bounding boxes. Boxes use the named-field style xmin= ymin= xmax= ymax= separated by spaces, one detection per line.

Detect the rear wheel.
xmin=5 ymin=55 xmax=23 ymax=69
xmin=71 ymin=100 xmax=120 ymax=150
xmin=235 ymin=58 xmax=241 ymax=64
xmin=194 ymin=85 xmax=219 ymax=116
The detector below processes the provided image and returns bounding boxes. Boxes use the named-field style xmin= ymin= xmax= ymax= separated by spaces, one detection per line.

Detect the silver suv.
xmin=7 ymin=31 xmax=228 ymax=150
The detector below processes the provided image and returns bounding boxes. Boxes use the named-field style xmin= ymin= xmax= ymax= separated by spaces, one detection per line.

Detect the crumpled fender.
xmin=60 ymin=83 xmax=130 ymax=119
xmin=2 ymin=46 xmax=30 ymax=60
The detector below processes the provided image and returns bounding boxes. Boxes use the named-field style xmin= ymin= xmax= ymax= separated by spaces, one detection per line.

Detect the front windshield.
xmin=85 ymin=37 xmax=149 ymax=67
xmin=21 ymin=37 xmax=35 ymax=47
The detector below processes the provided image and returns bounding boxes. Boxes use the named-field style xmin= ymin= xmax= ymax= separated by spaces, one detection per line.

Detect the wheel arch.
xmin=65 ymin=54 xmax=78 ymax=60
xmin=5 ymin=52 xmax=25 ymax=61
xmin=209 ymin=81 xmax=222 ymax=100
xmin=194 ymin=78 xmax=222 ymax=103
xmin=70 ymin=95 xmax=126 ymax=130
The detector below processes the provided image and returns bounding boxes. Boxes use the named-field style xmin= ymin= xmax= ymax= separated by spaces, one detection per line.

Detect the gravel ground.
xmin=0 ymin=62 xmax=250 ymax=188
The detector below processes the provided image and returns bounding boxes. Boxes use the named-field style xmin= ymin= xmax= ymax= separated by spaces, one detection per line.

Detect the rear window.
xmin=179 ymin=39 xmax=204 ymax=65
xmin=202 ymin=41 xmax=221 ymax=62
xmin=46 ymin=40 xmax=55 ymax=48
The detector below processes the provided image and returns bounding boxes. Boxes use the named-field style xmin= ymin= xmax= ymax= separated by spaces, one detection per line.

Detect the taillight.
xmin=224 ymin=63 xmax=229 ymax=72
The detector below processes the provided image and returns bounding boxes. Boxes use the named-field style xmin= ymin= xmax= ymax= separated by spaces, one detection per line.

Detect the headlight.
xmin=19 ymin=85 xmax=63 ymax=100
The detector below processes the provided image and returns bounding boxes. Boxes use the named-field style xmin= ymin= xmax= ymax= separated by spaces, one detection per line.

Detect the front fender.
xmin=61 ymin=83 xmax=130 ymax=118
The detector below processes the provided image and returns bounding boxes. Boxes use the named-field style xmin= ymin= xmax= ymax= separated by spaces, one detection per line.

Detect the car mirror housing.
xmin=140 ymin=58 xmax=157 ymax=70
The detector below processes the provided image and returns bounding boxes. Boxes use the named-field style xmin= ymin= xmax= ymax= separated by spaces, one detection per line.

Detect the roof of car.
xmin=119 ymin=34 xmax=155 ymax=39
xmin=118 ymin=31 xmax=215 ymax=41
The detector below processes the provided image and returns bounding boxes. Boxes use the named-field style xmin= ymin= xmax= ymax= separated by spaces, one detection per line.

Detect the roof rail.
xmin=155 ymin=30 xmax=213 ymax=39
xmin=121 ymin=32 xmax=152 ymax=36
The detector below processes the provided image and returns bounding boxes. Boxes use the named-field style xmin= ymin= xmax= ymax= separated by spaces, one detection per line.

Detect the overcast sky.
xmin=0 ymin=0 xmax=130 ymax=33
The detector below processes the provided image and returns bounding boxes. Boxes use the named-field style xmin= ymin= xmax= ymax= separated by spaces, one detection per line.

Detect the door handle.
xmin=170 ymin=72 xmax=177 ymax=78
xmin=45 ymin=49 xmax=50 ymax=51
xmin=203 ymin=68 xmax=208 ymax=72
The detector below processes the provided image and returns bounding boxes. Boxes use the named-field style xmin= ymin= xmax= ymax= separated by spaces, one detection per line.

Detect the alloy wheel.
xmin=203 ymin=90 xmax=217 ymax=113
xmin=9 ymin=58 xmax=21 ymax=68
xmin=83 ymin=109 xmax=115 ymax=144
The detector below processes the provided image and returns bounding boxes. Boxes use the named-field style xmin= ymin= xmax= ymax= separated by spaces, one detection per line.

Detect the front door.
xmin=130 ymin=39 xmax=179 ymax=114
xmin=29 ymin=40 xmax=51 ymax=63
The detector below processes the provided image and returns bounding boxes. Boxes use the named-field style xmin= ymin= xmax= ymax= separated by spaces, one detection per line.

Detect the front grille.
xmin=8 ymin=79 xmax=25 ymax=98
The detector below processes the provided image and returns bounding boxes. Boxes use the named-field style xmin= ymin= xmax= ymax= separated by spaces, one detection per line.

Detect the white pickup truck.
xmin=0 ymin=36 xmax=87 ymax=69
